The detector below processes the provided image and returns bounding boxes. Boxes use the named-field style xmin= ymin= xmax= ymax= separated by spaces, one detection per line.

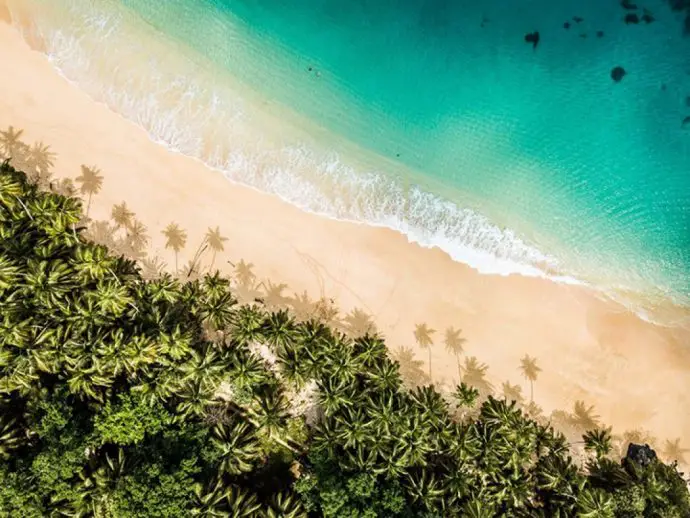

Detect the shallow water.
xmin=11 ymin=0 xmax=690 ymax=317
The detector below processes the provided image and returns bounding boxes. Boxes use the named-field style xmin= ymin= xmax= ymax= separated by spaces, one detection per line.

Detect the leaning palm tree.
xmin=162 ymin=222 xmax=187 ymax=272
xmin=444 ymin=326 xmax=465 ymax=379
xmin=204 ymin=226 xmax=227 ymax=271
xmin=414 ymin=323 xmax=436 ymax=379
xmin=75 ymin=165 xmax=104 ymax=216
xmin=519 ymin=354 xmax=541 ymax=402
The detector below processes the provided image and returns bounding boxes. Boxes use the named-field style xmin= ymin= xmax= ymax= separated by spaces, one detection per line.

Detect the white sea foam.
xmin=13 ymin=0 xmax=587 ymax=286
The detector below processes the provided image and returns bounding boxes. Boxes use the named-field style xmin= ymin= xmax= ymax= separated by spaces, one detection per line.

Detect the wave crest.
xmin=15 ymin=0 xmax=576 ymax=282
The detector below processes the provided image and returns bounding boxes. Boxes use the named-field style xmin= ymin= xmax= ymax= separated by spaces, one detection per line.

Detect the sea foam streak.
xmin=11 ymin=0 xmax=580 ymax=284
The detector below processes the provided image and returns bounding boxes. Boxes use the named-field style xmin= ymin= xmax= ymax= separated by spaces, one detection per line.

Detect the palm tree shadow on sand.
xmin=5 ymin=125 xmax=686 ymax=476
xmin=413 ymin=323 xmax=436 ymax=379
xmin=389 ymin=346 xmax=431 ymax=388
xmin=460 ymin=356 xmax=493 ymax=403
xmin=75 ymin=165 xmax=104 ymax=217
xmin=162 ymin=222 xmax=187 ymax=274
xmin=341 ymin=307 xmax=377 ymax=338
xmin=0 ymin=125 xmax=57 ymax=189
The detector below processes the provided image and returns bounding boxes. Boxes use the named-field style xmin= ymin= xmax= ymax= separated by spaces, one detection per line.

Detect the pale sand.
xmin=0 ymin=17 xmax=689 ymax=459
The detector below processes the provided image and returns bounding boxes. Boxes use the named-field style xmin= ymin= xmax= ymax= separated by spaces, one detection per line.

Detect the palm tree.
xmin=444 ymin=326 xmax=466 ymax=379
xmin=230 ymin=305 xmax=265 ymax=348
xmin=190 ymin=478 xmax=230 ymax=517
xmin=265 ymin=491 xmax=307 ymax=518
xmin=0 ymin=415 xmax=24 ymax=460
xmin=75 ymin=165 xmax=104 ymax=216
xmin=519 ymin=354 xmax=541 ymax=402
xmin=453 ymin=382 xmax=480 ymax=410
xmin=204 ymin=226 xmax=227 ymax=271
xmin=0 ymin=126 xmax=24 ymax=157
xmin=246 ymin=387 xmax=291 ymax=448
xmin=262 ymin=309 xmax=298 ymax=354
xmin=211 ymin=419 xmax=262 ymax=475
xmin=414 ymin=323 xmax=436 ymax=379
xmin=576 ymin=487 xmax=615 ymax=518
xmin=365 ymin=357 xmax=402 ymax=392
xmin=162 ymin=222 xmax=187 ymax=272
xmin=111 ymin=201 xmax=134 ymax=230
xmin=583 ymin=427 xmax=613 ymax=458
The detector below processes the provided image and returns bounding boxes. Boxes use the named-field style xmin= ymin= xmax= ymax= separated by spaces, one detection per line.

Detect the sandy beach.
xmin=0 ymin=9 xmax=689 ymax=464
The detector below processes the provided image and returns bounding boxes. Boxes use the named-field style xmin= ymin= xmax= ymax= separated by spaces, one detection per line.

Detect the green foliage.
xmin=0 ymin=162 xmax=688 ymax=517
xmin=295 ymin=451 xmax=409 ymax=517
xmin=0 ymin=466 xmax=44 ymax=517
xmin=111 ymin=458 xmax=199 ymax=518
xmin=93 ymin=393 xmax=171 ymax=446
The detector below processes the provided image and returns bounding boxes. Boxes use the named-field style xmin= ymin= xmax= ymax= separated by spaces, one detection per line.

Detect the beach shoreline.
xmin=1 ymin=7 xmax=689 ymax=465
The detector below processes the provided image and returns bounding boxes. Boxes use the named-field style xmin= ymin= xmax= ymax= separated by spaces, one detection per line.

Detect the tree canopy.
xmin=0 ymin=161 xmax=688 ymax=517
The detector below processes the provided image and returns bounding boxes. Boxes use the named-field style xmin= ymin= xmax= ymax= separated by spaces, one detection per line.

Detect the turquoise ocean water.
xmin=12 ymin=0 xmax=690 ymax=320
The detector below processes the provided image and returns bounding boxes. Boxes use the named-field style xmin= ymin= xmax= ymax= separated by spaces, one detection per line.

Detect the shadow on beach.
xmin=2 ymin=123 xmax=688 ymax=474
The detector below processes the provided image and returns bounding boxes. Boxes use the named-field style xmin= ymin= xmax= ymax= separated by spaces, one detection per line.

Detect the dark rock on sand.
xmin=596 ymin=30 xmax=605 ymax=37
xmin=642 ymin=9 xmax=655 ymax=23
xmin=685 ymin=95 xmax=690 ymax=106
xmin=524 ymin=31 xmax=540 ymax=50
xmin=682 ymin=115 xmax=690 ymax=128
xmin=625 ymin=13 xmax=640 ymax=24
xmin=625 ymin=443 xmax=657 ymax=466
xmin=611 ymin=66 xmax=626 ymax=82
xmin=573 ymin=16 xmax=584 ymax=23
xmin=621 ymin=0 xmax=638 ymax=9
xmin=564 ymin=21 xmax=571 ymax=29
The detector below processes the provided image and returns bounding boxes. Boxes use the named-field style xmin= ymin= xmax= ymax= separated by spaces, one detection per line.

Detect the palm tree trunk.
xmin=86 ymin=192 xmax=92 ymax=217
xmin=174 ymin=251 xmax=178 ymax=273
xmin=456 ymin=353 xmax=462 ymax=381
